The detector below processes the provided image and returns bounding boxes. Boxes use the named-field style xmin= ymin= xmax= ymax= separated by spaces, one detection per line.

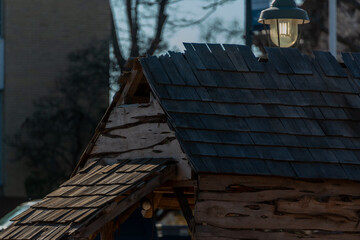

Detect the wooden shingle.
xmin=140 ymin=43 xmax=360 ymax=180
xmin=2 ymin=159 xmax=174 ymax=240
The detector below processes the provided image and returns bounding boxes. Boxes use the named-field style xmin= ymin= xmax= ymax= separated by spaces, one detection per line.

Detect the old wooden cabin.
xmin=2 ymin=43 xmax=360 ymax=239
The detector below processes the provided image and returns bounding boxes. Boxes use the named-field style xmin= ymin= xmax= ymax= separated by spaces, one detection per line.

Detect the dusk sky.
xmin=112 ymin=0 xmax=304 ymax=54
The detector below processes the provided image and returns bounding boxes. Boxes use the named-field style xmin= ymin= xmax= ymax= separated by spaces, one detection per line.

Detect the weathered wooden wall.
xmin=195 ymin=174 xmax=360 ymax=239
xmin=87 ymin=99 xmax=191 ymax=180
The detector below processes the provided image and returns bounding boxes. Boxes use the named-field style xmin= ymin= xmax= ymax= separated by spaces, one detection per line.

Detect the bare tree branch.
xmin=112 ymin=0 xmax=237 ymax=63
xmin=168 ymin=8 xmax=216 ymax=28
xmin=202 ymin=0 xmax=236 ymax=10
xmin=127 ymin=0 xmax=140 ymax=57
xmin=126 ymin=0 xmax=133 ymax=32
xmin=110 ymin=3 xmax=126 ymax=70
xmin=146 ymin=0 xmax=168 ymax=55
xmin=133 ymin=0 xmax=140 ymax=56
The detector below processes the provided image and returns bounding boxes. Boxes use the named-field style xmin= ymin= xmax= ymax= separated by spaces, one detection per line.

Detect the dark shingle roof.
xmin=140 ymin=43 xmax=360 ymax=180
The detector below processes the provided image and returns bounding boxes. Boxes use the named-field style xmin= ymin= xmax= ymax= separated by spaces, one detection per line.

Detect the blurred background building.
xmin=0 ymin=0 xmax=110 ymax=216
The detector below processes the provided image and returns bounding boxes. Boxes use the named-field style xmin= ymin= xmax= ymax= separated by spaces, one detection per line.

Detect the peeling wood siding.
xmin=195 ymin=174 xmax=360 ymax=239
xmin=88 ymin=100 xmax=191 ymax=180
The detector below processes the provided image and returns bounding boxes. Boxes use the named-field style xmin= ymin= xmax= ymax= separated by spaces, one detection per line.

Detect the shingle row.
xmin=140 ymin=43 xmax=360 ymax=180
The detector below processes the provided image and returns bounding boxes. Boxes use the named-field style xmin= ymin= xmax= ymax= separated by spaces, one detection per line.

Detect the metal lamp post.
xmin=258 ymin=0 xmax=310 ymax=48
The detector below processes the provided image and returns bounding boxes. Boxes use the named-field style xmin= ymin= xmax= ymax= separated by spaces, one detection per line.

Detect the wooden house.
xmin=2 ymin=43 xmax=360 ymax=239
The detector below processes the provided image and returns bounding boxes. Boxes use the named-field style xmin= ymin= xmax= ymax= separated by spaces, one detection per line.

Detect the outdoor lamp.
xmin=258 ymin=0 xmax=310 ymax=48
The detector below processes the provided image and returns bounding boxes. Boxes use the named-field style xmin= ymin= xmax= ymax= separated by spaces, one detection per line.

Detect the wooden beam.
xmin=86 ymin=203 xmax=139 ymax=240
xmin=198 ymin=174 xmax=360 ymax=196
xmin=163 ymin=180 xmax=197 ymax=188
xmin=195 ymin=225 xmax=360 ymax=240
xmin=173 ymin=188 xmax=195 ymax=233
xmin=142 ymin=193 xmax=162 ymax=218
xmin=72 ymin=164 xmax=176 ymax=238
xmin=195 ymin=200 xmax=360 ymax=232
xmin=119 ymin=67 xmax=145 ymax=105
xmin=100 ymin=221 xmax=114 ymax=240
xmin=71 ymin=87 xmax=125 ymax=176
xmin=88 ymin=232 xmax=98 ymax=240
xmin=113 ymin=203 xmax=139 ymax=231
xmin=157 ymin=196 xmax=195 ymax=210
xmin=153 ymin=187 xmax=194 ymax=195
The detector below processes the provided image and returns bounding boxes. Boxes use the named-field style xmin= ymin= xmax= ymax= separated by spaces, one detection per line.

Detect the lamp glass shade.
xmin=269 ymin=19 xmax=298 ymax=47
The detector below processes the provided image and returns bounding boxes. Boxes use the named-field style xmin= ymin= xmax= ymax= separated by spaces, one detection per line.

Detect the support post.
xmin=329 ymin=0 xmax=337 ymax=57
xmin=174 ymin=188 xmax=195 ymax=233
xmin=142 ymin=193 xmax=162 ymax=218
xmin=100 ymin=221 xmax=114 ymax=240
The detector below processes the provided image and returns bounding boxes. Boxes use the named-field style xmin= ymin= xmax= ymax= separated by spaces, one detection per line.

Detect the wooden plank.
xmin=0 ymin=225 xmax=20 ymax=239
xmin=153 ymin=187 xmax=194 ymax=195
xmin=37 ymin=225 xmax=66 ymax=240
xmin=20 ymin=209 xmax=47 ymax=223
xmin=134 ymin=159 xmax=169 ymax=173
xmin=325 ymin=52 xmax=348 ymax=77
xmin=79 ymin=160 xmax=99 ymax=173
xmin=207 ymin=44 xmax=236 ymax=71
xmin=195 ymin=200 xmax=360 ymax=231
xmin=144 ymin=56 xmax=173 ymax=84
xmin=342 ymin=53 xmax=360 ymax=78
xmin=45 ymin=224 xmax=71 ymax=240
xmin=72 ymin=165 xmax=176 ymax=238
xmin=265 ymin=60 xmax=295 ymax=89
xmin=198 ymin=174 xmax=360 ymax=196
xmin=191 ymin=43 xmax=221 ymax=70
xmin=21 ymin=225 xmax=45 ymax=239
xmin=92 ymin=123 xmax=175 ymax=155
xmin=265 ymin=47 xmax=294 ymax=74
xmin=2 ymin=225 xmax=26 ymax=239
xmin=352 ymin=52 xmax=360 ymax=70
xmin=277 ymin=196 xmax=360 ymax=221
xmin=162 ymin=180 xmax=197 ymax=188
xmin=142 ymin=193 xmax=162 ymax=218
xmin=105 ymin=101 xmax=164 ymax=129
xmin=314 ymin=51 xmax=339 ymax=77
xmin=199 ymin=189 xmax=313 ymax=202
xmin=86 ymin=196 xmax=118 ymax=208
xmin=42 ymin=209 xmax=70 ymax=222
xmin=100 ymin=221 xmax=114 ymax=240
xmin=281 ymin=48 xmax=313 ymax=75
xmin=139 ymin=57 xmax=170 ymax=99
xmin=158 ymin=55 xmax=186 ymax=85
xmin=183 ymin=43 xmax=207 ymax=70
xmin=314 ymin=51 xmax=346 ymax=77
xmin=236 ymin=45 xmax=264 ymax=72
xmin=164 ymin=85 xmax=200 ymax=100
xmin=195 ymin=225 xmax=360 ymax=240
xmin=222 ymin=44 xmax=249 ymax=72
xmin=119 ymin=69 xmax=145 ymax=104
xmin=10 ymin=208 xmax=35 ymax=221
xmin=100 ymin=138 xmax=190 ymax=181
xmin=157 ymin=196 xmax=195 ymax=209
xmin=168 ymin=51 xmax=201 ymax=86
xmin=174 ymin=188 xmax=195 ymax=232
xmin=314 ymin=62 xmax=355 ymax=93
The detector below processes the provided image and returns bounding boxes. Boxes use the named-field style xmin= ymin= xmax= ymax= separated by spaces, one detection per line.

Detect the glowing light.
xmin=269 ymin=19 xmax=299 ymax=47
